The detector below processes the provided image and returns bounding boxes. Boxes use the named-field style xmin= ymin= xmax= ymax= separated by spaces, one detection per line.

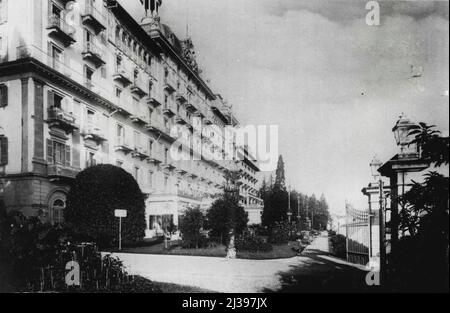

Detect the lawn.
xmin=119 ymin=241 xmax=300 ymax=260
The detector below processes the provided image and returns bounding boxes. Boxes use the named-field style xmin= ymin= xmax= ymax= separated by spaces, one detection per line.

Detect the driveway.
xmin=106 ymin=232 xmax=371 ymax=293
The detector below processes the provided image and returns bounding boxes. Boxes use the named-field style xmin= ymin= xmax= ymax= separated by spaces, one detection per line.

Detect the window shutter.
xmin=0 ymin=136 xmax=8 ymax=165
xmin=65 ymin=145 xmax=71 ymax=166
xmin=0 ymin=84 xmax=7 ymax=108
xmin=46 ymin=139 xmax=54 ymax=164
xmin=47 ymin=90 xmax=54 ymax=108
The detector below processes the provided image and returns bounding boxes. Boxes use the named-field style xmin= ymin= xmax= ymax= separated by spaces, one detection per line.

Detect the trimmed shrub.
xmin=269 ymin=221 xmax=296 ymax=244
xmin=179 ymin=208 xmax=206 ymax=249
xmin=236 ymin=233 xmax=272 ymax=253
xmin=329 ymin=234 xmax=346 ymax=259
xmin=65 ymin=164 xmax=146 ymax=248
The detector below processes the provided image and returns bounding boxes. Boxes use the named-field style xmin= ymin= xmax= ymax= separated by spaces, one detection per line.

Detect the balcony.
xmin=47 ymin=164 xmax=80 ymax=180
xmin=176 ymin=92 xmax=187 ymax=104
xmin=174 ymin=115 xmax=186 ymax=125
xmin=163 ymin=77 xmax=176 ymax=93
xmin=147 ymin=96 xmax=162 ymax=108
xmin=163 ymin=104 xmax=176 ymax=117
xmin=178 ymin=189 xmax=202 ymax=201
xmin=130 ymin=80 xmax=148 ymax=98
xmin=82 ymin=42 xmax=105 ymax=67
xmin=81 ymin=4 xmax=106 ymax=34
xmin=81 ymin=125 xmax=107 ymax=143
xmin=185 ymin=101 xmax=197 ymax=113
xmin=162 ymin=162 xmax=176 ymax=171
xmin=131 ymin=147 xmax=150 ymax=160
xmin=147 ymin=153 xmax=163 ymax=165
xmin=46 ymin=107 xmax=78 ymax=133
xmin=113 ymin=68 xmax=132 ymax=86
xmin=115 ymin=139 xmax=133 ymax=154
xmin=47 ymin=15 xmax=76 ymax=47
xmin=130 ymin=115 xmax=150 ymax=126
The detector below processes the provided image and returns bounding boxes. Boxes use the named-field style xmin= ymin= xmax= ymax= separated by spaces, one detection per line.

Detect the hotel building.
xmin=0 ymin=0 xmax=263 ymax=236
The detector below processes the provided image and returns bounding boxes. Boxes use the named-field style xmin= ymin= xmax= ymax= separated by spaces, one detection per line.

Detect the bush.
xmin=329 ymin=234 xmax=346 ymax=259
xmin=65 ymin=164 xmax=146 ymax=248
xmin=0 ymin=214 xmax=160 ymax=292
xmin=235 ymin=233 xmax=272 ymax=253
xmin=269 ymin=221 xmax=296 ymax=244
xmin=206 ymin=193 xmax=248 ymax=242
xmin=179 ymin=208 xmax=206 ymax=249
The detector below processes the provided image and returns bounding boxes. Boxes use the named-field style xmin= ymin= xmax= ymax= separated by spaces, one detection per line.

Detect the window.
xmin=164 ymin=148 xmax=169 ymax=163
xmin=164 ymin=175 xmax=169 ymax=191
xmin=0 ymin=84 xmax=7 ymax=108
xmin=115 ymin=87 xmax=122 ymax=98
xmin=116 ymin=124 xmax=125 ymax=145
xmin=86 ymin=151 xmax=96 ymax=167
xmin=134 ymin=166 xmax=140 ymax=181
xmin=116 ymin=55 xmax=122 ymax=69
xmin=84 ymin=66 xmax=94 ymax=88
xmin=100 ymin=65 xmax=107 ymax=78
xmin=148 ymin=81 xmax=152 ymax=95
xmin=148 ymin=171 xmax=153 ymax=188
xmin=134 ymin=131 xmax=141 ymax=149
xmin=51 ymin=198 xmax=65 ymax=225
xmin=51 ymin=45 xmax=63 ymax=70
xmin=0 ymin=0 xmax=8 ymax=24
xmin=0 ymin=135 xmax=7 ymax=165
xmin=148 ymin=107 xmax=153 ymax=121
xmin=87 ymin=109 xmax=95 ymax=125
xmin=46 ymin=139 xmax=70 ymax=166
xmin=148 ymin=139 xmax=153 ymax=156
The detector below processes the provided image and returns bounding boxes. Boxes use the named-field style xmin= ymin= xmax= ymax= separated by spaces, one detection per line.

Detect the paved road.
xmin=108 ymin=232 xmax=372 ymax=293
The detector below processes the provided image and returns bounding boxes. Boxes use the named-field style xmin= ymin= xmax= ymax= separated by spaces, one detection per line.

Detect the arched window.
xmin=51 ymin=198 xmax=65 ymax=225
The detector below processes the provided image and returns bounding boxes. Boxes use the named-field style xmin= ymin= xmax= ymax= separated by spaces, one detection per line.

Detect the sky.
xmin=119 ymin=0 xmax=449 ymax=215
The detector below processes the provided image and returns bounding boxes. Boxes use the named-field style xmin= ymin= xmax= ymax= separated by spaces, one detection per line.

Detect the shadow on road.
xmin=262 ymin=249 xmax=381 ymax=293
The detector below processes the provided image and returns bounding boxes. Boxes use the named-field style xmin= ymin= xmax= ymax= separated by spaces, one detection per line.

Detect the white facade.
xmin=0 ymin=0 xmax=263 ymax=236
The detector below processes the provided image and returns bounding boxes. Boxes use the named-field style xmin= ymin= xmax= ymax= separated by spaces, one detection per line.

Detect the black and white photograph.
xmin=0 ymin=0 xmax=448 ymax=301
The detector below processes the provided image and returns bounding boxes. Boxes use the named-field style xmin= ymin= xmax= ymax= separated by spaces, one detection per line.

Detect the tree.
xmin=179 ymin=208 xmax=205 ymax=249
xmin=262 ymin=155 xmax=288 ymax=229
xmin=206 ymin=192 xmax=248 ymax=243
xmin=65 ymin=164 xmax=146 ymax=248
xmin=393 ymin=123 xmax=449 ymax=292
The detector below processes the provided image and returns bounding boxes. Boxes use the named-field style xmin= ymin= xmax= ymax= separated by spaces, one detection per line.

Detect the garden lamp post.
xmin=114 ymin=210 xmax=127 ymax=251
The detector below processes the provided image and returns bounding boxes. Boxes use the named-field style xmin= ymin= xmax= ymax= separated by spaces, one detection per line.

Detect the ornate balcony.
xmin=82 ymin=42 xmax=105 ymax=68
xmin=81 ymin=4 xmax=106 ymax=34
xmin=115 ymin=139 xmax=133 ymax=154
xmin=162 ymin=105 xmax=176 ymax=117
xmin=147 ymin=95 xmax=162 ymax=108
xmin=130 ymin=115 xmax=149 ymax=126
xmin=81 ymin=125 xmax=107 ymax=143
xmin=185 ymin=101 xmax=197 ymax=112
xmin=47 ymin=15 xmax=76 ymax=47
xmin=130 ymin=80 xmax=148 ymax=98
xmin=147 ymin=153 xmax=163 ymax=164
xmin=46 ymin=107 xmax=78 ymax=133
xmin=113 ymin=67 xmax=132 ymax=86
xmin=47 ymin=164 xmax=80 ymax=180
xmin=131 ymin=147 xmax=150 ymax=160
xmin=176 ymin=92 xmax=187 ymax=104
xmin=162 ymin=161 xmax=176 ymax=171
xmin=174 ymin=115 xmax=186 ymax=125
xmin=163 ymin=78 xmax=176 ymax=93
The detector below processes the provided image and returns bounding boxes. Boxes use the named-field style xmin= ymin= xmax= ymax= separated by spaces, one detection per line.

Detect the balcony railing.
xmin=47 ymin=164 xmax=80 ymax=180
xmin=130 ymin=78 xmax=148 ymax=98
xmin=81 ymin=3 xmax=106 ymax=34
xmin=132 ymin=147 xmax=150 ymax=160
xmin=81 ymin=124 xmax=107 ymax=143
xmin=163 ymin=75 xmax=177 ymax=93
xmin=115 ymin=138 xmax=133 ymax=154
xmin=130 ymin=114 xmax=150 ymax=126
xmin=113 ymin=67 xmax=132 ymax=86
xmin=47 ymin=15 xmax=76 ymax=46
xmin=46 ymin=107 xmax=78 ymax=133
xmin=82 ymin=41 xmax=105 ymax=67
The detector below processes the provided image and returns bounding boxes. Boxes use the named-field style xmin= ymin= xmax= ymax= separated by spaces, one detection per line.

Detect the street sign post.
xmin=114 ymin=210 xmax=127 ymax=251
